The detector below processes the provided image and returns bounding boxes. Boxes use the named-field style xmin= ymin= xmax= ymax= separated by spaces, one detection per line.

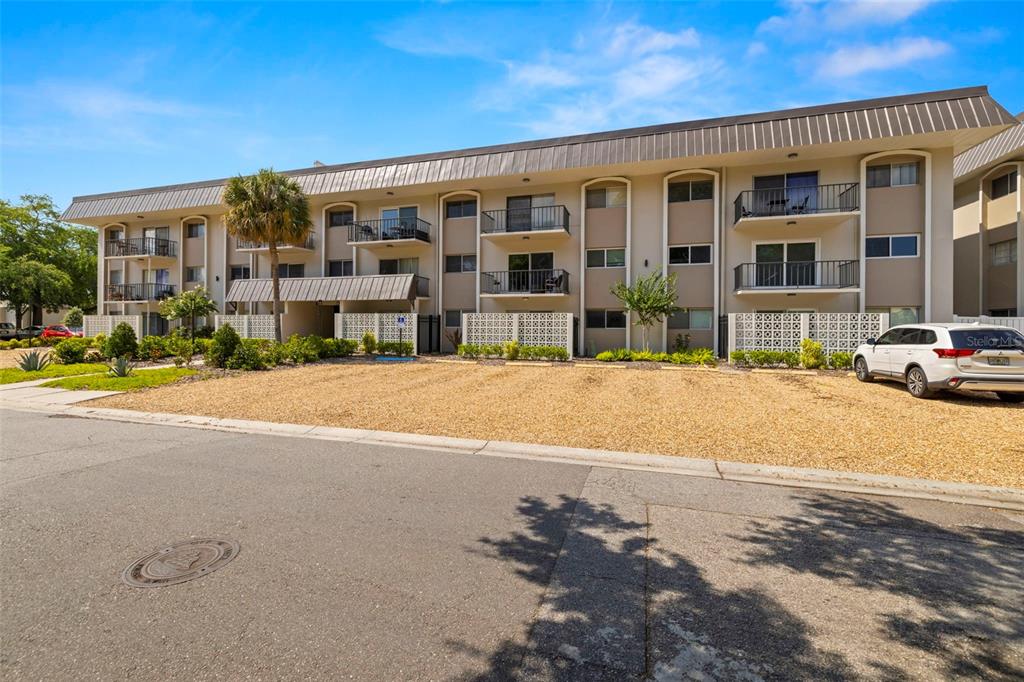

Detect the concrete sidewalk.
xmin=2 ymin=408 xmax=1021 ymax=680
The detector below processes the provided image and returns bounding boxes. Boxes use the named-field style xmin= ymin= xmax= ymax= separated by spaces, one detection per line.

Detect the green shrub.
xmin=457 ymin=343 xmax=479 ymax=358
xmin=52 ymin=338 xmax=90 ymax=364
xmin=263 ymin=341 xmax=287 ymax=366
xmin=595 ymin=350 xmax=615 ymax=362
xmin=302 ymin=334 xmax=327 ymax=359
xmin=799 ymin=338 xmax=826 ymax=370
xmin=206 ymin=325 xmax=241 ymax=368
xmin=194 ymin=325 xmax=214 ymax=339
xmin=377 ymin=340 xmax=414 ymax=356
xmin=321 ymin=338 xmax=357 ymax=358
xmin=103 ymin=322 xmax=138 ymax=359
xmin=782 ymin=351 xmax=800 ymax=368
xmin=730 ymin=350 xmax=750 ymax=367
xmin=226 ymin=339 xmax=267 ymax=370
xmin=361 ymin=331 xmax=377 ymax=354
xmin=672 ymin=333 xmax=691 ymax=353
xmin=63 ymin=306 xmax=84 ymax=328
xmin=138 ymin=335 xmax=170 ymax=361
xmin=518 ymin=345 xmax=569 ymax=361
xmin=91 ymin=333 xmax=106 ymax=350
xmin=17 ymin=350 xmax=51 ymax=372
xmin=669 ymin=348 xmax=717 ymax=366
xmin=828 ymin=351 xmax=853 ymax=370
xmin=502 ymin=340 xmax=520 ymax=361
xmin=285 ymin=334 xmax=319 ymax=364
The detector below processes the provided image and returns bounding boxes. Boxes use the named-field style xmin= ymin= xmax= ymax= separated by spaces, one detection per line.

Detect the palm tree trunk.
xmin=269 ymin=243 xmax=282 ymax=343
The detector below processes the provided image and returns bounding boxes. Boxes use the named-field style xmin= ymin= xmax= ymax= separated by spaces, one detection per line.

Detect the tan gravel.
xmin=0 ymin=349 xmax=49 ymax=368
xmin=89 ymin=361 xmax=1024 ymax=488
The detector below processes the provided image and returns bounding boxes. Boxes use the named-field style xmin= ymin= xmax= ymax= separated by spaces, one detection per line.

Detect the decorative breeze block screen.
xmin=463 ymin=312 xmax=573 ymax=357
xmin=733 ymin=313 xmax=802 ymax=352
xmin=335 ymin=313 xmax=418 ymax=353
xmin=731 ymin=312 xmax=886 ymax=356
xmin=808 ymin=313 xmax=884 ymax=356
xmin=83 ymin=315 xmax=142 ymax=339
xmin=215 ymin=315 xmax=276 ymax=339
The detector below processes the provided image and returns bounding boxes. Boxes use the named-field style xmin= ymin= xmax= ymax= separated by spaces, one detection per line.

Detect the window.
xmin=328 ymin=259 xmax=353 ymax=277
xmin=867 ymin=162 xmax=919 ymax=188
xmin=109 ymin=269 xmax=123 ymax=285
xmin=668 ymin=244 xmax=712 ymax=265
xmin=667 ymin=308 xmax=713 ymax=330
xmin=668 ymin=180 xmax=713 ymax=203
xmin=989 ymin=308 xmax=1017 ymax=317
xmin=328 ymin=209 xmax=354 ymax=227
xmin=868 ymin=306 xmax=920 ymax=326
xmin=277 ymin=263 xmax=304 ymax=278
xmin=585 ymin=187 xmax=627 ymax=209
xmin=186 ymin=222 xmax=205 ymax=238
xmin=585 ymin=309 xmax=627 ymax=329
xmin=185 ymin=266 xmax=204 ymax=282
xmin=107 ymin=228 xmax=124 ymax=242
xmin=444 ymin=309 xmax=469 ymax=327
xmin=445 ymin=199 xmax=477 ymax=218
xmin=991 ymin=170 xmax=1018 ymax=199
xmin=586 ymin=248 xmax=626 ymax=268
xmin=991 ymin=239 xmax=1017 ymax=266
xmin=379 ymin=258 xmax=418 ymax=275
xmin=229 ymin=265 xmax=250 ymax=280
xmin=507 ymin=252 xmax=553 ymax=271
xmin=445 ymin=254 xmax=476 ymax=273
xmin=866 ymin=235 xmax=919 ymax=258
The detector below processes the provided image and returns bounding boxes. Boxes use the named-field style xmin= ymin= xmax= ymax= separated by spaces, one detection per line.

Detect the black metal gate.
xmin=417 ymin=315 xmax=440 ymax=354
xmin=718 ymin=315 xmax=728 ymax=358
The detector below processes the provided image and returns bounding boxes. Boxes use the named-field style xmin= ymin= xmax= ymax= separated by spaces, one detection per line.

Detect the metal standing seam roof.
xmin=225 ymin=274 xmax=417 ymax=303
xmin=954 ymin=114 xmax=1024 ymax=180
xmin=63 ymin=86 xmax=1017 ymax=221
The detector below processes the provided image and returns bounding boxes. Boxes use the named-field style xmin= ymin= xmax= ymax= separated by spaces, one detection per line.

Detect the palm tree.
xmin=223 ymin=169 xmax=312 ymax=343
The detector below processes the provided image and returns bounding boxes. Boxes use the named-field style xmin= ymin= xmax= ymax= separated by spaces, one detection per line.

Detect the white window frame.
xmin=667 ymin=307 xmax=714 ymax=330
xmin=866 ymin=233 xmax=920 ymax=259
xmin=667 ymin=243 xmax=713 ymax=266
xmin=185 ymin=266 xmax=204 ymax=283
xmin=586 ymin=247 xmax=626 ymax=268
xmin=380 ymin=204 xmax=420 ymax=219
xmin=749 ymin=238 xmax=821 ymax=262
xmin=444 ymin=254 xmax=476 ymax=273
xmin=585 ymin=186 xmax=627 ymax=209
xmin=185 ymin=222 xmax=205 ymax=239
xmin=990 ymin=239 xmax=1017 ymax=266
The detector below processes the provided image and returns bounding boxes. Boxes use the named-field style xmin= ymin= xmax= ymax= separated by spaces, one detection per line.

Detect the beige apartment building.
xmin=64 ymin=86 xmax=1017 ymax=354
xmin=953 ymin=112 xmax=1023 ymax=317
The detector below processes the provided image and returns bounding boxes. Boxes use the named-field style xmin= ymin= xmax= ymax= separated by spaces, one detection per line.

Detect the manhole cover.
xmin=121 ymin=538 xmax=240 ymax=588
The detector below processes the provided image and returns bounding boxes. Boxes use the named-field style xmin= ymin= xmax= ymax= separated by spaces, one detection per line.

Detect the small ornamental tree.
xmin=610 ymin=271 xmax=681 ymax=352
xmin=63 ymin=306 xmax=84 ymax=328
xmin=160 ymin=286 xmax=218 ymax=338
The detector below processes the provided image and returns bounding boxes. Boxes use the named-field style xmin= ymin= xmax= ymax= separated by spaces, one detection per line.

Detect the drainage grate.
xmin=121 ymin=538 xmax=240 ymax=588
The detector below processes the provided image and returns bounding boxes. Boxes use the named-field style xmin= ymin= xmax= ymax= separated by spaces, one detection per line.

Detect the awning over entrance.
xmin=226 ymin=274 xmax=419 ymax=303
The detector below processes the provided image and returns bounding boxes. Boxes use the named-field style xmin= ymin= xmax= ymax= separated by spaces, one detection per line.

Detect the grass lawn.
xmin=41 ymin=367 xmax=197 ymax=391
xmin=88 ymin=361 xmax=1023 ymax=488
xmin=0 ymin=363 xmax=108 ymax=384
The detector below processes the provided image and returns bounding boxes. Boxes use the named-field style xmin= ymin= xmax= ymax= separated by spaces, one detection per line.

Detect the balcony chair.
xmin=544 ymin=272 xmax=564 ymax=294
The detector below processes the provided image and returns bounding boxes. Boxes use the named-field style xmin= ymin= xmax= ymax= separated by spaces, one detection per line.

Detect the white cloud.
xmin=613 ymin=54 xmax=705 ymax=100
xmin=605 ymin=21 xmax=699 ymax=57
xmin=817 ymin=36 xmax=950 ymax=77
xmin=746 ymin=42 xmax=768 ymax=58
xmin=760 ymin=0 xmax=935 ymax=34
xmin=505 ymin=62 xmax=581 ymax=88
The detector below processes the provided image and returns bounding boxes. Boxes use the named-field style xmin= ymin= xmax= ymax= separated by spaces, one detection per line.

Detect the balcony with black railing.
xmin=105 ymin=237 xmax=177 ymax=258
xmin=236 ymin=234 xmax=316 ymax=251
xmin=480 ymin=269 xmax=570 ymax=296
xmin=481 ymin=205 xmax=570 ymax=237
xmin=104 ymin=283 xmax=176 ymax=302
xmin=733 ymin=183 xmax=859 ymax=228
xmin=348 ymin=218 xmax=431 ymax=245
xmin=734 ymin=260 xmax=859 ymax=292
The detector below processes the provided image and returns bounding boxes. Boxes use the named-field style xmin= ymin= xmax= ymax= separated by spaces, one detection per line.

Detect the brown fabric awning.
xmin=226 ymin=274 xmax=416 ymax=303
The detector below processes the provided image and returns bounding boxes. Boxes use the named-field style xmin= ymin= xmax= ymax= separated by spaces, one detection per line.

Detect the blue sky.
xmin=2 ymin=1 xmax=1021 ymax=209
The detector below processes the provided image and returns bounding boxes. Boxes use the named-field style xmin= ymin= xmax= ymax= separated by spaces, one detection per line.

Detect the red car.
xmin=40 ymin=325 xmax=82 ymax=339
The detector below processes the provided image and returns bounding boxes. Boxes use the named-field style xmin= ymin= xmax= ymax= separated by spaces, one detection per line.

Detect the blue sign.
xmin=396 ymin=315 xmax=407 ymax=329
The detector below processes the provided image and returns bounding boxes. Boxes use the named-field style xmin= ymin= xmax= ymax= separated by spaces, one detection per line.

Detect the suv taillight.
xmin=933 ymin=349 xmax=975 ymax=358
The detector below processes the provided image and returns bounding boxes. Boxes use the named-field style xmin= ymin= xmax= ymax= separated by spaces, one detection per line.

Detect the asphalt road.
xmin=1 ymin=408 xmax=1022 ymax=681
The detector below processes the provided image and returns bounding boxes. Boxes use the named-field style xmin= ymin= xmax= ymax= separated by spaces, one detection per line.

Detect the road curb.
xmin=3 ymin=401 xmax=1021 ymax=511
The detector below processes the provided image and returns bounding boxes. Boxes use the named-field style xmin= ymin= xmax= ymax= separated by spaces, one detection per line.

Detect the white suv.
xmin=853 ymin=323 xmax=1024 ymax=401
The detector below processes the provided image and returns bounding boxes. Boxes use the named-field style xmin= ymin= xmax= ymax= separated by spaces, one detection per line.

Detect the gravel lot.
xmin=0 ymin=348 xmax=48 ymax=368
xmin=90 ymin=360 xmax=1024 ymax=488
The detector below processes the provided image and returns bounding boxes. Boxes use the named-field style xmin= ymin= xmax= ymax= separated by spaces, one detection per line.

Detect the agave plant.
xmin=17 ymin=350 xmax=51 ymax=372
xmin=107 ymin=356 xmax=136 ymax=378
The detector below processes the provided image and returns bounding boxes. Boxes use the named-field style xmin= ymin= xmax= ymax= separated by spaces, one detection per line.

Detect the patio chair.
xmin=544 ymin=272 xmax=564 ymax=294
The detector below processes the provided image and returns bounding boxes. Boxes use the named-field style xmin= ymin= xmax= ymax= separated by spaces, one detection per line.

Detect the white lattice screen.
xmin=729 ymin=312 xmax=887 ymax=358
xmin=463 ymin=312 xmax=573 ymax=358
xmin=83 ymin=315 xmax=142 ymax=339
xmin=334 ymin=313 xmax=417 ymax=354
xmin=215 ymin=315 xmax=276 ymax=339
xmin=954 ymin=315 xmax=1024 ymax=333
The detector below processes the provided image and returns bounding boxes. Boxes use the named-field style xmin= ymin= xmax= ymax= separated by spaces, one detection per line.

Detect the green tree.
xmin=63 ymin=306 xmax=84 ymax=328
xmin=222 ymin=169 xmax=312 ymax=342
xmin=610 ymin=271 xmax=681 ymax=352
xmin=0 ymin=195 xmax=97 ymax=316
xmin=0 ymin=248 xmax=73 ymax=328
xmin=159 ymin=286 xmax=218 ymax=338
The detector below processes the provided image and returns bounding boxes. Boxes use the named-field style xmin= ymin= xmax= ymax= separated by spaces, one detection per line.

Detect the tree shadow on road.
xmin=448 ymin=494 xmax=855 ymax=681
xmin=736 ymin=494 xmax=1024 ymax=680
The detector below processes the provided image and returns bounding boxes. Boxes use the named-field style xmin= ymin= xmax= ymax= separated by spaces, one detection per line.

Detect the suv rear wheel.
xmin=905 ymin=367 xmax=934 ymax=399
xmin=996 ymin=392 xmax=1024 ymax=404
xmin=854 ymin=357 xmax=872 ymax=382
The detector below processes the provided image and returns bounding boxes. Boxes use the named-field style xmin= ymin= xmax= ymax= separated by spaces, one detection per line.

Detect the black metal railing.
xmin=481 ymin=205 xmax=570 ymax=234
xmin=412 ymin=275 xmax=430 ymax=297
xmin=481 ymin=269 xmax=570 ymax=295
xmin=734 ymin=260 xmax=859 ymax=291
xmin=236 ymin=234 xmax=315 ymax=250
xmin=348 ymin=218 xmax=431 ymax=243
xmin=733 ymin=183 xmax=859 ymax=223
xmin=104 ymin=237 xmax=177 ymax=258
xmin=104 ymin=283 xmax=176 ymax=301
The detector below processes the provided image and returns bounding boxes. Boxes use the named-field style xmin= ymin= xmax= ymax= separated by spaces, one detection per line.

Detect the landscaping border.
xmin=2 ymin=401 xmax=1020 ymax=511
